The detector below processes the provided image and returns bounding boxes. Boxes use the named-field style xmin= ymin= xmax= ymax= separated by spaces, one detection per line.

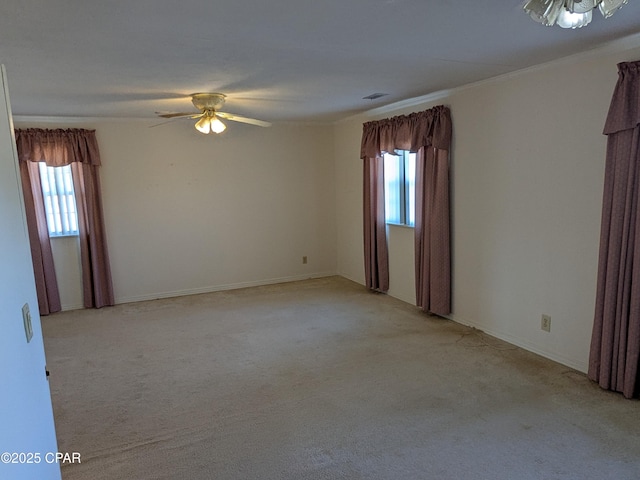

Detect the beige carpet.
xmin=42 ymin=276 xmax=639 ymax=480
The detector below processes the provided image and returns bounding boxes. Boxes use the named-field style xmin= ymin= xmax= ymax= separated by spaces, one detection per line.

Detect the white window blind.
xmin=384 ymin=151 xmax=416 ymax=226
xmin=38 ymin=163 xmax=79 ymax=236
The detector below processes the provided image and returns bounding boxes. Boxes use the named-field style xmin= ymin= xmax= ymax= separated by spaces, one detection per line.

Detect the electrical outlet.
xmin=302 ymin=256 xmax=308 ymax=264
xmin=541 ymin=314 xmax=551 ymax=332
xmin=22 ymin=303 xmax=33 ymax=343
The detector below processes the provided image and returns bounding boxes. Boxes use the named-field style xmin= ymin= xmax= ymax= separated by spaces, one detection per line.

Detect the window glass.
xmin=38 ymin=163 xmax=79 ymax=237
xmin=384 ymin=151 xmax=415 ymax=226
xmin=384 ymin=154 xmax=401 ymax=224
xmin=406 ymin=152 xmax=416 ymax=226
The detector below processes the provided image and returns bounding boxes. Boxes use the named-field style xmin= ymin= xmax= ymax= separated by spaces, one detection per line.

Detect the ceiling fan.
xmin=156 ymin=93 xmax=271 ymax=134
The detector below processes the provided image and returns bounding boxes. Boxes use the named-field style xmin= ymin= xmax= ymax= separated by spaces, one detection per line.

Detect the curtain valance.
xmin=603 ymin=61 xmax=640 ymax=135
xmin=15 ymin=128 xmax=101 ymax=167
xmin=361 ymin=105 xmax=452 ymax=159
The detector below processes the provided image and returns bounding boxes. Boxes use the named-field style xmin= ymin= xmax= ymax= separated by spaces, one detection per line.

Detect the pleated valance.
xmin=15 ymin=128 xmax=102 ymax=167
xmin=603 ymin=61 xmax=640 ymax=136
xmin=360 ymin=105 xmax=451 ymax=159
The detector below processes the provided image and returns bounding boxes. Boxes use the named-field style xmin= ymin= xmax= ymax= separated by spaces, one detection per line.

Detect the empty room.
xmin=1 ymin=1 xmax=640 ymax=479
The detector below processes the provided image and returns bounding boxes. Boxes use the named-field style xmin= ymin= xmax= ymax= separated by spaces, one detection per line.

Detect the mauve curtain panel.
xmin=15 ymin=128 xmax=115 ymax=309
xmin=18 ymin=160 xmax=61 ymax=315
xmin=361 ymin=106 xmax=452 ymax=312
xmin=362 ymin=155 xmax=389 ymax=292
xmin=589 ymin=60 xmax=640 ymax=399
xmin=415 ymin=144 xmax=451 ymax=316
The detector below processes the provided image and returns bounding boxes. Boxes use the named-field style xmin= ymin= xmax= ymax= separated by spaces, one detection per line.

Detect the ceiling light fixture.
xmin=156 ymin=93 xmax=271 ymax=134
xmin=194 ymin=111 xmax=226 ymax=134
xmin=523 ymin=0 xmax=627 ymax=28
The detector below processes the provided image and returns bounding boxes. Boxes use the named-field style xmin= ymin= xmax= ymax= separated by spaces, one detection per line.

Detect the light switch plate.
xmin=22 ymin=303 xmax=33 ymax=343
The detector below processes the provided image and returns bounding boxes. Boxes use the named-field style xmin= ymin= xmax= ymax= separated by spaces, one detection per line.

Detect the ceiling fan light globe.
xmin=598 ymin=0 xmax=627 ymax=18
xmin=557 ymin=9 xmax=592 ymax=28
xmin=211 ymin=117 xmax=226 ymax=134
xmin=524 ymin=0 xmax=563 ymax=26
xmin=195 ymin=116 xmax=212 ymax=134
xmin=523 ymin=0 xmax=552 ymax=18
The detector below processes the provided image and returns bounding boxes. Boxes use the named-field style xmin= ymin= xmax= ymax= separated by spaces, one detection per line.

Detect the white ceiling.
xmin=1 ymin=0 xmax=640 ymax=124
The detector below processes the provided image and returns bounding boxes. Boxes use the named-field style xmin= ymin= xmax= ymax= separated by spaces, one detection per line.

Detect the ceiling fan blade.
xmin=155 ymin=111 xmax=202 ymax=119
xmin=149 ymin=118 xmax=178 ymax=128
xmin=216 ymin=111 xmax=271 ymax=127
xmin=150 ymin=113 xmax=204 ymax=128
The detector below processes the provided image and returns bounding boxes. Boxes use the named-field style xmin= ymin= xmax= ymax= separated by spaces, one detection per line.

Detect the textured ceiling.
xmin=1 ymin=0 xmax=640 ymax=124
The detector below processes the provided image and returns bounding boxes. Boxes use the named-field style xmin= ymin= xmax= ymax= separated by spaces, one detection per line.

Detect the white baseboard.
xmin=336 ymin=271 xmax=365 ymax=287
xmin=444 ymin=313 xmax=588 ymax=374
xmin=334 ymin=272 xmax=589 ymax=374
xmin=61 ymin=303 xmax=84 ymax=312
xmin=62 ymin=271 xmax=588 ymax=375
xmin=114 ymin=271 xmax=337 ymax=305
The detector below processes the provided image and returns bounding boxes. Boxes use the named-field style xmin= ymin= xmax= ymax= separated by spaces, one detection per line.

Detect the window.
xmin=38 ymin=163 xmax=79 ymax=237
xmin=384 ymin=151 xmax=416 ymax=226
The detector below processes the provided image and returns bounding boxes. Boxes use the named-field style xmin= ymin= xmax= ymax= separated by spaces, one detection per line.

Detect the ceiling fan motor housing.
xmin=191 ymin=93 xmax=226 ymax=111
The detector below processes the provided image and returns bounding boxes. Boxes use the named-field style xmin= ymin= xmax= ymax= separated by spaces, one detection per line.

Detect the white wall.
xmin=0 ymin=68 xmax=60 ymax=480
xmin=335 ymin=41 xmax=640 ymax=373
xmin=16 ymin=119 xmax=337 ymax=305
xmin=50 ymin=237 xmax=83 ymax=310
xmin=387 ymin=225 xmax=416 ymax=305
xmin=334 ymin=117 xmax=366 ymax=284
